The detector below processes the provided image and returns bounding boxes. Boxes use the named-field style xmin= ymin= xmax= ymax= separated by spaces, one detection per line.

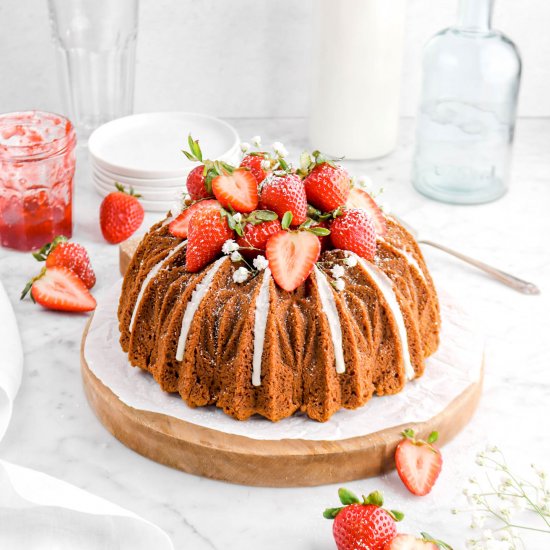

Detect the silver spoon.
xmin=395 ymin=217 xmax=541 ymax=295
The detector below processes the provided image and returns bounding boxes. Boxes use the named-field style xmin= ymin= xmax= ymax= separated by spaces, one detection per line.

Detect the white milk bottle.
xmin=309 ymin=0 xmax=407 ymax=159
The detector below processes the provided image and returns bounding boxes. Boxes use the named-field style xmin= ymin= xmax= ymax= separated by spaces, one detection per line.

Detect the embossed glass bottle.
xmin=412 ymin=0 xmax=521 ymax=204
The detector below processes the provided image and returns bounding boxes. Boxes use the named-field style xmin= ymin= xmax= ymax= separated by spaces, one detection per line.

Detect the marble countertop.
xmin=0 ymin=118 xmax=548 ymax=549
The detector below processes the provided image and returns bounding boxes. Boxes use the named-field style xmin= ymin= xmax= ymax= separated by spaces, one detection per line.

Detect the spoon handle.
xmin=419 ymin=239 xmax=541 ymax=295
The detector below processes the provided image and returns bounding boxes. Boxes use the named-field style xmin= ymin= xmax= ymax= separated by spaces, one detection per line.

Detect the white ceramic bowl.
xmin=92 ymin=172 xmax=183 ymax=202
xmin=88 ymin=112 xmax=240 ymax=179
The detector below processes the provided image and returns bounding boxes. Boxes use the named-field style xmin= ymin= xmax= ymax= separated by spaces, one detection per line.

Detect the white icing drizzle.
xmin=251 ymin=268 xmax=271 ymax=386
xmin=175 ymin=257 xmax=227 ymax=362
xmin=130 ymin=240 xmax=187 ymax=331
xmin=314 ymin=266 xmax=346 ymax=374
xmin=355 ymin=255 xmax=416 ymax=381
xmin=377 ymin=237 xmax=425 ymax=281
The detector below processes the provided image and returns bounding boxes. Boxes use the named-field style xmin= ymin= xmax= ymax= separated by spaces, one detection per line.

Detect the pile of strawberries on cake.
xmin=169 ymin=136 xmax=388 ymax=292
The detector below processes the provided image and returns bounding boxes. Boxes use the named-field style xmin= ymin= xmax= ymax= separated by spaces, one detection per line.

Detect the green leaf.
xmin=307 ymin=226 xmax=331 ymax=237
xmin=226 ymin=215 xmax=237 ymax=230
xmin=362 ymin=490 xmax=384 ymax=507
xmin=278 ymin=157 xmax=290 ymax=172
xmin=220 ymin=161 xmax=235 ymax=174
xmin=254 ymin=210 xmax=278 ymax=222
xmin=323 ymin=507 xmax=343 ymax=519
xmin=388 ymin=509 xmax=405 ymax=522
xmin=115 ymin=182 xmax=125 ymax=193
xmin=235 ymin=222 xmax=244 ymax=237
xmin=338 ymin=488 xmax=360 ymax=506
xmin=402 ymin=428 xmax=416 ymax=440
xmin=281 ymin=211 xmax=293 ymax=230
xmin=299 ymin=218 xmax=314 ymax=229
xmin=421 ymin=532 xmax=454 ymax=550
xmin=428 ymin=431 xmax=439 ymax=444
xmin=182 ymin=150 xmax=196 ymax=162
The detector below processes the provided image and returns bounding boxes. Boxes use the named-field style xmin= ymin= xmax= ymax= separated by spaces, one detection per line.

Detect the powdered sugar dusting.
xmin=252 ymin=268 xmax=271 ymax=386
xmin=175 ymin=257 xmax=228 ymax=362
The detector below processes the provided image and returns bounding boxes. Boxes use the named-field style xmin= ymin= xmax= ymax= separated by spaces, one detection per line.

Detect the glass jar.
xmin=0 ymin=111 xmax=76 ymax=251
xmin=412 ymin=0 xmax=521 ymax=204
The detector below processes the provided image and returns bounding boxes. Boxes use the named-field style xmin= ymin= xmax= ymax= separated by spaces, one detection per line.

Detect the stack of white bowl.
xmin=88 ymin=112 xmax=241 ymax=212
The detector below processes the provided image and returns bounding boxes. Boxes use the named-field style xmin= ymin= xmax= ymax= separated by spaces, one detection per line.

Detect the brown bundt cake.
xmin=117 ymin=139 xmax=440 ymax=422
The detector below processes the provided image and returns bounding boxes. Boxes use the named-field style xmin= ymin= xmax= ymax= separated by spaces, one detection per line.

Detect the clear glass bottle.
xmin=412 ymin=0 xmax=521 ymax=204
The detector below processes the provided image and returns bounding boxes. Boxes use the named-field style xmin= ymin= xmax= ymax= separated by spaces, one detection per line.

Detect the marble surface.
xmin=0 ymin=117 xmax=549 ymax=548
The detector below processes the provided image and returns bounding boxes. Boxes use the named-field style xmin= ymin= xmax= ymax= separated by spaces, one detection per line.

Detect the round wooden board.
xmin=81 ymin=318 xmax=483 ymax=487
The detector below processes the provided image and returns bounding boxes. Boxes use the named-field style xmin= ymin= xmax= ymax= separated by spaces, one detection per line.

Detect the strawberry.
xmin=236 ymin=220 xmax=282 ymax=253
xmin=395 ymin=430 xmax=443 ymax=497
xmin=259 ymin=174 xmax=307 ymax=226
xmin=324 ymin=489 xmax=401 ymax=550
xmin=303 ymin=162 xmax=351 ymax=212
xmin=99 ymin=183 xmax=144 ymax=244
xmin=33 ymin=236 xmax=96 ymax=289
xmin=240 ymin=154 xmax=270 ymax=184
xmin=383 ymin=534 xmax=441 ymax=549
xmin=330 ymin=209 xmax=377 ymax=261
xmin=169 ymin=199 xmax=220 ymax=239
xmin=265 ymin=230 xmax=320 ymax=292
xmin=212 ymin=168 xmax=259 ymax=213
xmin=186 ymin=165 xmax=213 ymax=200
xmin=346 ymin=187 xmax=387 ymax=236
xmin=185 ymin=208 xmax=234 ymax=272
xmin=21 ymin=266 xmax=96 ymax=312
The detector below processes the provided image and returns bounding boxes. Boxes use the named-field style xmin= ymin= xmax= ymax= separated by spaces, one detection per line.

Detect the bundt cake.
xmin=117 ymin=138 xmax=440 ymax=422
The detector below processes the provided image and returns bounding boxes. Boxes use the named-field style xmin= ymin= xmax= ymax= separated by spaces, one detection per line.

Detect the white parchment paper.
xmin=84 ymin=280 xmax=483 ymax=441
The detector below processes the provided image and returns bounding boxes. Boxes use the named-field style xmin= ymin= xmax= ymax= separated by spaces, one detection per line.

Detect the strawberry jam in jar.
xmin=0 ymin=111 xmax=76 ymax=251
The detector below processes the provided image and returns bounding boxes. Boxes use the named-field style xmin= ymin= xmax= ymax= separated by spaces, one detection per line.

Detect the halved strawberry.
xmin=383 ymin=535 xmax=438 ymax=549
xmin=395 ymin=430 xmax=443 ymax=497
xmin=259 ymin=174 xmax=308 ymax=226
xmin=266 ymin=231 xmax=320 ymax=292
xmin=303 ymin=163 xmax=351 ymax=212
xmin=330 ymin=209 xmax=377 ymax=261
xmin=168 ymin=199 xmax=220 ymax=239
xmin=186 ymin=165 xmax=213 ymax=200
xmin=236 ymin=220 xmax=282 ymax=254
xmin=185 ymin=208 xmax=234 ymax=272
xmin=212 ymin=168 xmax=259 ymax=213
xmin=21 ymin=266 xmax=96 ymax=312
xmin=346 ymin=188 xmax=387 ymax=236
xmin=240 ymin=154 xmax=270 ymax=184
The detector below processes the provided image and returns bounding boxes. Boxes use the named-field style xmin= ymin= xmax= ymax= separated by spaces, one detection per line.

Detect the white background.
xmin=1 ymin=0 xmax=549 ymax=119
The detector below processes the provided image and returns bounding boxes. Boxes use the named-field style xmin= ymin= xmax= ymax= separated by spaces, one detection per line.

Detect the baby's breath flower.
xmin=343 ymin=255 xmax=358 ymax=268
xmin=332 ymin=278 xmax=346 ymax=292
xmin=356 ymin=175 xmax=373 ymax=190
xmin=233 ymin=266 xmax=250 ymax=284
xmin=240 ymin=142 xmax=251 ymax=153
xmin=230 ymin=251 xmax=242 ymax=262
xmin=331 ymin=265 xmax=345 ymax=279
xmin=251 ymin=135 xmax=262 ymax=148
xmin=379 ymin=201 xmax=391 ymax=214
xmin=260 ymin=159 xmax=271 ymax=171
xmin=253 ymin=255 xmax=269 ymax=271
xmin=471 ymin=512 xmax=486 ymax=529
xmin=272 ymin=141 xmax=288 ymax=158
xmin=222 ymin=239 xmax=239 ymax=255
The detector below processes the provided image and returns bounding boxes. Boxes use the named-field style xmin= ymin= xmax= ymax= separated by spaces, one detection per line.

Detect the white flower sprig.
xmin=453 ymin=446 xmax=550 ymax=550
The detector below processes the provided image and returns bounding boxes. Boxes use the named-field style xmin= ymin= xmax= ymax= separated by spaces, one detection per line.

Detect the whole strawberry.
xmin=186 ymin=165 xmax=213 ymax=200
xmin=186 ymin=207 xmax=234 ymax=272
xmin=259 ymin=174 xmax=307 ymax=226
xmin=324 ymin=489 xmax=402 ymax=550
xmin=100 ymin=183 xmax=145 ymax=244
xmin=240 ymin=153 xmax=271 ymax=184
xmin=303 ymin=162 xmax=351 ymax=212
xmin=33 ymin=235 xmax=96 ymax=288
xmin=330 ymin=208 xmax=377 ymax=261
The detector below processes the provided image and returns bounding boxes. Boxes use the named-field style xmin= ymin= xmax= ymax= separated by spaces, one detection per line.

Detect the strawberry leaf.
xmin=421 ymin=532 xmax=454 ymax=550
xmin=323 ymin=507 xmax=344 ymax=519
xmin=307 ymin=226 xmax=331 ymax=237
xmin=338 ymin=488 xmax=360 ymax=505
xmin=253 ymin=210 xmax=278 ymax=222
xmin=428 ymin=431 xmax=439 ymax=444
xmin=281 ymin=211 xmax=293 ymax=230
xmin=362 ymin=490 xmax=384 ymax=507
xmin=388 ymin=509 xmax=405 ymax=522
xmin=402 ymin=428 xmax=416 ymax=440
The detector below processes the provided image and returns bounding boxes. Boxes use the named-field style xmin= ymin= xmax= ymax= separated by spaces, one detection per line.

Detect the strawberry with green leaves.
xmin=395 ymin=430 xmax=443 ymax=496
xmin=324 ymin=489 xmax=402 ymax=550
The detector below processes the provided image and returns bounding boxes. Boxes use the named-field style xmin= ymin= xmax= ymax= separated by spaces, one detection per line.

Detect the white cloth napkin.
xmin=0 ymin=280 xmax=173 ymax=550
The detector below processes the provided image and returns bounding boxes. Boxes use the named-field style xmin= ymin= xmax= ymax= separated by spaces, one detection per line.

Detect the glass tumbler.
xmin=48 ymin=0 xmax=139 ymax=142
xmin=0 ymin=111 xmax=76 ymax=251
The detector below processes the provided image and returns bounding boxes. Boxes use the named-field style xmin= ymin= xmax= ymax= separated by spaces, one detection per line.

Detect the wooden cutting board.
xmin=79 ymin=237 xmax=483 ymax=487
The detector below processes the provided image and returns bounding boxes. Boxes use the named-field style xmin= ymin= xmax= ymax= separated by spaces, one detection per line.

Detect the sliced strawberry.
xmin=25 ymin=266 xmax=96 ymax=312
xmin=330 ymin=209 xmax=377 ymax=261
xmin=236 ymin=220 xmax=282 ymax=254
xmin=266 ymin=231 xmax=320 ymax=292
xmin=186 ymin=165 xmax=213 ymax=200
xmin=185 ymin=208 xmax=234 ymax=272
xmin=240 ymin=154 xmax=270 ymax=184
xmin=259 ymin=174 xmax=308 ymax=226
xmin=346 ymin=188 xmax=387 ymax=236
xmin=212 ymin=168 xmax=259 ymax=213
xmin=303 ymin=163 xmax=351 ymax=212
xmin=168 ymin=199 xmax=220 ymax=238
xmin=395 ymin=430 xmax=443 ymax=496
xmin=383 ymin=535 xmax=438 ymax=549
